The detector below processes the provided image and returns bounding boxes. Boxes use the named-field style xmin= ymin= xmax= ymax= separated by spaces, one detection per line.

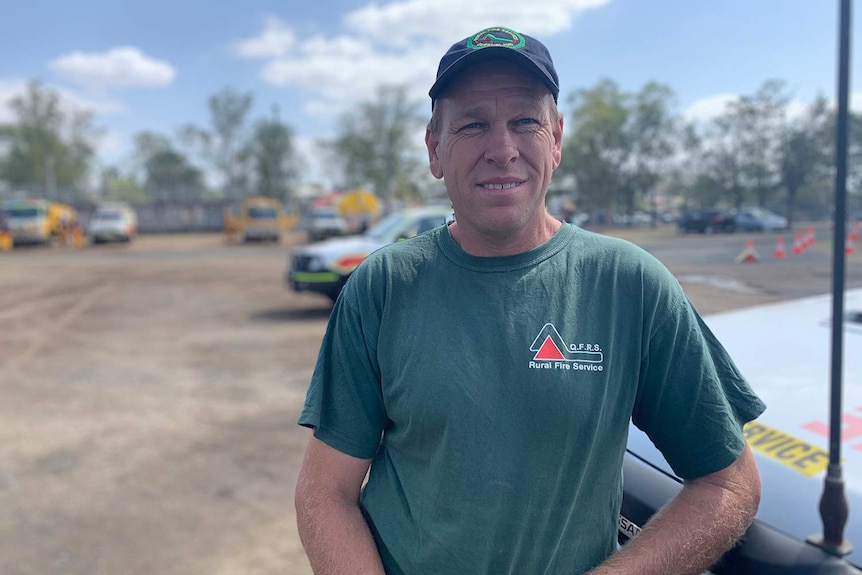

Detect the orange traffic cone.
xmin=805 ymin=226 xmax=816 ymax=249
xmin=847 ymin=236 xmax=856 ymax=256
xmin=774 ymin=236 xmax=787 ymax=259
xmin=792 ymin=234 xmax=804 ymax=255
xmin=736 ymin=238 xmax=759 ymax=263
xmin=850 ymin=221 xmax=860 ymax=242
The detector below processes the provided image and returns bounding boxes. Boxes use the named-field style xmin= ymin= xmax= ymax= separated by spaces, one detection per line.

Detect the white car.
xmin=307 ymin=207 xmax=351 ymax=242
xmin=622 ymin=289 xmax=862 ymax=572
xmin=288 ymin=205 xmax=454 ymax=302
xmin=89 ymin=203 xmax=138 ymax=244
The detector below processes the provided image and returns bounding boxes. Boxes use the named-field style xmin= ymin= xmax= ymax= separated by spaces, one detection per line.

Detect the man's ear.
xmin=425 ymin=128 xmax=444 ymax=180
xmin=551 ymin=114 xmax=564 ymax=171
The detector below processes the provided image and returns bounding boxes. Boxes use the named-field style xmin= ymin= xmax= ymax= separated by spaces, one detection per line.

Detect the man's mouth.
xmin=480 ymin=181 xmax=523 ymax=190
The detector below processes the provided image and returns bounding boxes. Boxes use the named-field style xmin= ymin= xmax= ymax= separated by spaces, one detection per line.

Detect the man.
xmin=295 ymin=26 xmax=765 ymax=575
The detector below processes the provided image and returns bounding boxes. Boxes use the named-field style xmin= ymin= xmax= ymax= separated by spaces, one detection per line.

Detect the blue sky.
xmin=1 ymin=0 xmax=857 ymax=187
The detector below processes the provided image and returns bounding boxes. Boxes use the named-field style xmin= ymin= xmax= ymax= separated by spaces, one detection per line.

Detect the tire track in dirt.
xmin=0 ymin=283 xmax=114 ymax=383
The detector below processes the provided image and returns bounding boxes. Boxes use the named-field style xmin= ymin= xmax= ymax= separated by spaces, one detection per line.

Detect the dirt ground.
xmin=0 ymin=226 xmax=859 ymax=575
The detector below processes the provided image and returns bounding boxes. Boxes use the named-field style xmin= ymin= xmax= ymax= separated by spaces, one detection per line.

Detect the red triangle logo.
xmin=534 ymin=335 xmax=565 ymax=360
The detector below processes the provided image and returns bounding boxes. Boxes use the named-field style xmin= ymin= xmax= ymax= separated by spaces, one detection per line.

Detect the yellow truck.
xmin=223 ymin=197 xmax=297 ymax=243
xmin=0 ymin=199 xmax=82 ymax=247
xmin=336 ymin=188 xmax=381 ymax=233
xmin=0 ymin=212 xmax=11 ymax=251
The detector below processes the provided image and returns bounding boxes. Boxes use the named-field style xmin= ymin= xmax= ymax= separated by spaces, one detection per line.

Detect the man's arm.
xmin=590 ymin=444 xmax=761 ymax=575
xmin=295 ymin=434 xmax=385 ymax=575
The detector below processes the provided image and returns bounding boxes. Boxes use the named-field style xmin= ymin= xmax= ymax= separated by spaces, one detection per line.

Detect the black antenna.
xmin=807 ymin=0 xmax=853 ymax=557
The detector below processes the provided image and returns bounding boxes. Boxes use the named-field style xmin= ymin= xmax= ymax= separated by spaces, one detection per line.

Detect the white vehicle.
xmin=622 ymin=289 xmax=862 ymax=573
xmin=89 ymin=203 xmax=137 ymax=244
xmin=306 ymin=207 xmax=351 ymax=242
xmin=288 ymin=205 xmax=454 ymax=302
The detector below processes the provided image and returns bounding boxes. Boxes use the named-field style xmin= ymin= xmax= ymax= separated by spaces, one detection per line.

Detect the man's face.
xmin=425 ymin=60 xmax=563 ymax=243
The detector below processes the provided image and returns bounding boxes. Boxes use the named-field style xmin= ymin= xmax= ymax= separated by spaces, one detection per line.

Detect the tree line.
xmin=1 ymin=79 xmax=859 ymax=225
xmin=562 ymin=78 xmax=862 ymax=225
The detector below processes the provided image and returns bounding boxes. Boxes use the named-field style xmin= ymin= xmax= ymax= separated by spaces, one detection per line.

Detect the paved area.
xmin=0 ymin=226 xmax=858 ymax=575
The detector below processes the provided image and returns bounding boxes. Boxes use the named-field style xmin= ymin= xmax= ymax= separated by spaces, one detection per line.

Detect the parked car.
xmin=288 ymin=205 xmax=454 ymax=302
xmin=734 ymin=207 xmax=788 ymax=232
xmin=621 ymin=289 xmax=862 ymax=573
xmin=89 ymin=203 xmax=138 ymax=244
xmin=306 ymin=207 xmax=351 ymax=242
xmin=677 ymin=208 xmax=737 ymax=234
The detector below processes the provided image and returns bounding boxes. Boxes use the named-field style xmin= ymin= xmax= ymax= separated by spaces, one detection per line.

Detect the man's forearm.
xmin=294 ymin=437 xmax=384 ymax=575
xmin=590 ymin=447 xmax=760 ymax=575
xmin=296 ymin=497 xmax=385 ymax=575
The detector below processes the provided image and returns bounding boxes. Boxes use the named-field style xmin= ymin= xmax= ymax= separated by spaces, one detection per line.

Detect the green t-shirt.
xmin=299 ymin=223 xmax=765 ymax=575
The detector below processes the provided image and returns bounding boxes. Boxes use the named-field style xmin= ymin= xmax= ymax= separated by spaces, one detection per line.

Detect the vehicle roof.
xmin=627 ymin=288 xmax=862 ymax=565
xmin=242 ymin=196 xmax=280 ymax=205
xmin=2 ymin=198 xmax=50 ymax=207
xmin=293 ymin=205 xmax=454 ymax=260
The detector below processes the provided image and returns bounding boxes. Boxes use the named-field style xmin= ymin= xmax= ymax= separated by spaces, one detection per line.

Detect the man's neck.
xmin=447 ymin=216 xmax=562 ymax=257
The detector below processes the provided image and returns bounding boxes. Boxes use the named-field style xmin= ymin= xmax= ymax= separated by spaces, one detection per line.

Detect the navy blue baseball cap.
xmin=429 ymin=26 xmax=560 ymax=109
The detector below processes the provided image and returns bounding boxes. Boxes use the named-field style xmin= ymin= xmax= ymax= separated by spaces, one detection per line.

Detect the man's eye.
xmin=515 ymin=118 xmax=540 ymax=126
xmin=458 ymin=122 xmax=483 ymax=131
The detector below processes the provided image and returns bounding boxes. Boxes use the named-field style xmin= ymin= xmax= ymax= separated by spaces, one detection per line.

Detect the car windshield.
xmin=248 ymin=206 xmax=278 ymax=219
xmin=2 ymin=207 xmax=41 ymax=218
xmin=365 ymin=212 xmax=409 ymax=241
xmin=95 ymin=211 xmax=124 ymax=221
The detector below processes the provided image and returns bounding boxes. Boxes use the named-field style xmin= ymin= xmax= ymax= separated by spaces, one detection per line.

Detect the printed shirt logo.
xmin=529 ymin=323 xmax=605 ymax=372
xmin=468 ymin=27 xmax=525 ymax=50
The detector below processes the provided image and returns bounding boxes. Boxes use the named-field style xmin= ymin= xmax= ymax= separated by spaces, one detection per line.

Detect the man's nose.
xmin=483 ymin=126 xmax=518 ymax=167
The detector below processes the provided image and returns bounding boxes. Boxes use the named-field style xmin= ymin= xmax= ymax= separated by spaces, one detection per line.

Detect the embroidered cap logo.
xmin=467 ymin=27 xmax=526 ymax=51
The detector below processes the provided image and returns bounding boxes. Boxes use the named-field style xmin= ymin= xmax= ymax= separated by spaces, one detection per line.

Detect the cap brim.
xmin=429 ymin=48 xmax=556 ymax=103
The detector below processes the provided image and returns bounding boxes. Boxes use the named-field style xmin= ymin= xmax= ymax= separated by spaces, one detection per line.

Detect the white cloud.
xmin=233 ymin=16 xmax=296 ymax=59
xmin=49 ymin=47 xmax=176 ymax=89
xmin=0 ymin=77 xmax=126 ymax=124
xmin=344 ymin=0 xmax=609 ymax=45
xmin=245 ymin=0 xmax=609 ymax=105
xmin=681 ymin=93 xmax=739 ymax=123
xmin=93 ymin=128 xmax=124 ymax=157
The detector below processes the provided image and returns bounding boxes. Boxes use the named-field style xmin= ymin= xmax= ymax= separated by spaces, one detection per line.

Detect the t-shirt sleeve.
xmin=297 ymin=281 xmax=388 ymax=460
xmin=632 ymin=283 xmax=766 ymax=480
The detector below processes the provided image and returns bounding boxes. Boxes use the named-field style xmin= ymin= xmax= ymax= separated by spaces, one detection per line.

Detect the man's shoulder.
xmin=567 ymin=226 xmax=663 ymax=266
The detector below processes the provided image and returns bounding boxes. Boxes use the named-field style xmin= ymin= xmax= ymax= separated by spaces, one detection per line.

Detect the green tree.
xmin=326 ymin=85 xmax=425 ymax=212
xmin=560 ymin=79 xmax=677 ymax=220
xmin=251 ymin=107 xmax=302 ymax=202
xmin=779 ymin=96 xmax=831 ymax=226
xmin=181 ymin=87 xmax=254 ymax=198
xmin=561 ymin=79 xmax=629 ymax=213
xmin=626 ymin=82 xmax=678 ymax=223
xmin=737 ymin=80 xmax=791 ymax=208
xmin=0 ymin=80 xmax=100 ymax=200
xmin=133 ymin=131 xmax=205 ymax=201
xmin=99 ymin=167 xmax=148 ymax=204
xmin=695 ymin=100 xmax=748 ymax=209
